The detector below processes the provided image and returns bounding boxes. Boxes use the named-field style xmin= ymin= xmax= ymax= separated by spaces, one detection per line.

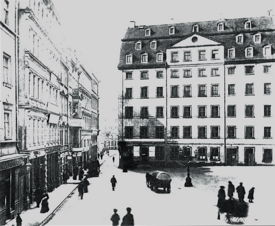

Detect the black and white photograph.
xmin=1 ymin=0 xmax=275 ymax=225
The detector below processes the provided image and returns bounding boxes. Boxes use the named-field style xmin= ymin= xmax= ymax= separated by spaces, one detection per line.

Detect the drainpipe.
xmin=164 ymin=63 xmax=168 ymax=167
xmin=223 ymin=64 xmax=227 ymax=165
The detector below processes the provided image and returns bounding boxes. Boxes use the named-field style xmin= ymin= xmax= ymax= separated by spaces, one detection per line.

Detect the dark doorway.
xmin=140 ymin=146 xmax=149 ymax=162
xmin=226 ymin=148 xmax=239 ymax=165
xmin=244 ymin=147 xmax=255 ymax=166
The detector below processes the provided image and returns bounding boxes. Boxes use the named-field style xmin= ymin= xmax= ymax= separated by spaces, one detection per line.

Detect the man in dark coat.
xmin=217 ymin=186 xmax=226 ymax=208
xmin=83 ymin=177 xmax=90 ymax=193
xmin=110 ymin=175 xmax=117 ymax=191
xmin=227 ymin=181 xmax=235 ymax=200
xmin=16 ymin=213 xmax=22 ymax=226
xmin=121 ymin=207 xmax=134 ymax=226
xmin=248 ymin=187 xmax=255 ymax=203
xmin=78 ymin=167 xmax=84 ymax=181
xmin=236 ymin=182 xmax=246 ymax=202
xmin=40 ymin=193 xmax=49 ymax=213
xmin=78 ymin=181 xmax=84 ymax=199
xmin=73 ymin=166 xmax=78 ymax=180
xmin=110 ymin=208 xmax=120 ymax=226
xmin=34 ymin=188 xmax=43 ymax=208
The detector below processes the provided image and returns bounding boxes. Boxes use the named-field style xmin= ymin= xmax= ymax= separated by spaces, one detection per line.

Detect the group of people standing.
xmin=218 ymin=181 xmax=255 ymax=207
xmin=111 ymin=207 xmax=134 ymax=226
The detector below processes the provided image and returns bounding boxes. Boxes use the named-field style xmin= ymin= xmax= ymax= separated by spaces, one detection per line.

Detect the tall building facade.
xmin=118 ymin=16 xmax=275 ymax=166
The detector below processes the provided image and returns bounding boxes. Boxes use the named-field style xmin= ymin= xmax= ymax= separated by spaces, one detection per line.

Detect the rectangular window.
xmin=211 ymin=49 xmax=219 ymax=59
xmin=211 ymin=126 xmax=220 ymax=138
xmin=171 ymin=127 xmax=179 ymax=139
xmin=140 ymin=87 xmax=148 ymax=98
xmin=183 ymin=69 xmax=192 ymax=78
xmin=156 ymin=71 xmax=163 ymax=78
xmin=171 ymin=69 xmax=179 ymax=78
xmin=141 ymin=54 xmax=148 ymax=63
xmin=227 ymin=105 xmax=236 ymax=117
xmin=140 ymin=107 xmax=149 ymax=118
xmin=183 ymin=51 xmax=191 ymax=61
xmin=126 ymin=55 xmax=132 ymax=64
xmin=262 ymin=149 xmax=272 ymax=163
xmin=3 ymin=54 xmax=11 ymax=85
xmin=183 ymin=85 xmax=192 ymax=97
xmin=245 ymin=126 xmax=254 ymax=139
xmin=211 ymin=68 xmax=219 ymax=76
xmin=211 ymin=84 xmax=219 ymax=97
xmin=171 ymin=106 xmax=179 ymax=118
xmin=211 ymin=105 xmax=220 ymax=118
xmin=170 ymin=146 xmax=179 ymax=160
xmin=198 ymin=106 xmax=206 ymax=118
xmin=140 ymin=126 xmax=148 ymax=138
xmin=140 ymin=71 xmax=149 ymax=79
xmin=245 ymin=65 xmax=255 ymax=75
xmin=4 ymin=111 xmax=12 ymax=139
xmin=227 ymin=126 xmax=236 ymax=138
xmin=228 ymin=49 xmax=235 ymax=59
xmin=198 ymin=85 xmax=207 ymax=97
xmin=126 ymin=72 xmax=133 ymax=80
xmin=183 ymin=126 xmax=192 ymax=138
xmin=198 ymin=126 xmax=207 ymax=138
xmin=264 ymin=105 xmax=271 ymax=117
xmin=228 ymin=84 xmax=235 ymax=96
xmin=125 ymin=126 xmax=133 ymax=138
xmin=125 ymin=88 xmax=132 ymax=99
xmin=155 ymin=126 xmax=164 ymax=138
xmin=155 ymin=146 xmax=165 ymax=160
xmin=171 ymin=51 xmax=179 ymax=62
xmin=245 ymin=105 xmax=254 ymax=117
xmin=125 ymin=106 xmax=133 ymax=119
xmin=264 ymin=127 xmax=271 ymax=138
xmin=228 ymin=67 xmax=236 ymax=75
xmin=156 ymin=87 xmax=163 ymax=98
xmin=4 ymin=0 xmax=9 ymax=25
xmin=171 ymin=86 xmax=179 ymax=98
xmin=198 ymin=50 xmax=206 ymax=61
xmin=156 ymin=53 xmax=163 ymax=62
xmin=198 ymin=68 xmax=206 ymax=77
xmin=264 ymin=83 xmax=271 ymax=95
xmin=198 ymin=147 xmax=207 ymax=160
xmin=245 ymin=83 xmax=254 ymax=95
xmin=183 ymin=106 xmax=192 ymax=118
xmin=263 ymin=65 xmax=271 ymax=74
xmin=156 ymin=106 xmax=164 ymax=118
xmin=210 ymin=147 xmax=220 ymax=161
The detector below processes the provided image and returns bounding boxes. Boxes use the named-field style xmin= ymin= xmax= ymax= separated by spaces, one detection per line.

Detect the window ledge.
xmin=3 ymin=82 xmax=12 ymax=89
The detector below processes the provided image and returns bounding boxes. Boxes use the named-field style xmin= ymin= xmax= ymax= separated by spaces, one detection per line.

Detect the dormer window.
xmin=253 ymin=33 xmax=261 ymax=44
xmin=263 ymin=45 xmax=272 ymax=57
xmin=156 ymin=52 xmax=163 ymax=62
xmin=150 ymin=40 xmax=157 ymax=50
xmin=141 ymin=53 xmax=148 ymax=63
xmin=236 ymin=34 xmax=244 ymax=44
xmin=245 ymin=47 xmax=254 ymax=58
xmin=228 ymin=48 xmax=235 ymax=59
xmin=244 ymin=20 xmax=252 ymax=30
xmin=135 ymin=41 xmax=142 ymax=50
xmin=126 ymin=54 xmax=132 ymax=64
xmin=192 ymin=24 xmax=199 ymax=33
xmin=217 ymin=22 xmax=224 ymax=31
xmin=145 ymin=28 xmax=151 ymax=37
xmin=169 ymin=26 xmax=175 ymax=35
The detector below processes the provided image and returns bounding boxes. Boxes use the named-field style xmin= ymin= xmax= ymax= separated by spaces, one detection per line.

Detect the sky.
xmin=53 ymin=0 xmax=275 ymax=135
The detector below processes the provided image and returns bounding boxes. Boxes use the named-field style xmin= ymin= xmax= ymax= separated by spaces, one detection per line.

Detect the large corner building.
xmin=118 ymin=16 xmax=275 ymax=166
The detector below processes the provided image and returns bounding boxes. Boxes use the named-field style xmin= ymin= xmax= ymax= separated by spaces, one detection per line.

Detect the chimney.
xmin=129 ymin=20 xmax=136 ymax=28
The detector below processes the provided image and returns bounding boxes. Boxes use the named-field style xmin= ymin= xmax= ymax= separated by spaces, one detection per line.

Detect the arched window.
xmin=192 ymin=24 xmax=199 ymax=33
xmin=169 ymin=26 xmax=175 ymax=35
xmin=126 ymin=54 xmax=133 ymax=64
xmin=244 ymin=20 xmax=252 ymax=29
xmin=150 ymin=40 xmax=157 ymax=50
xmin=236 ymin=34 xmax=244 ymax=44
xmin=263 ymin=45 xmax=272 ymax=57
xmin=253 ymin=33 xmax=261 ymax=44
xmin=135 ymin=41 xmax=142 ymax=50
xmin=217 ymin=22 xmax=224 ymax=31
xmin=145 ymin=28 xmax=151 ymax=37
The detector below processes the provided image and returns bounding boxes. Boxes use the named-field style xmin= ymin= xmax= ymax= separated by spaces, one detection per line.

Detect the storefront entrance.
xmin=244 ymin=147 xmax=255 ymax=166
xmin=226 ymin=148 xmax=239 ymax=165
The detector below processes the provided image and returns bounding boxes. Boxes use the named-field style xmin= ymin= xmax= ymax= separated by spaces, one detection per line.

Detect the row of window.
xmin=125 ymin=104 xmax=271 ymax=119
xmin=125 ymin=65 xmax=272 ymax=80
xmin=125 ymin=125 xmax=272 ymax=139
xmin=142 ymin=20 xmax=257 ymax=38
xmin=125 ymin=82 xmax=271 ymax=99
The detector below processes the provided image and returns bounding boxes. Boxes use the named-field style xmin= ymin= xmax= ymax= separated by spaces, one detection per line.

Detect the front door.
xmin=226 ymin=148 xmax=239 ymax=165
xmin=244 ymin=147 xmax=255 ymax=166
xmin=140 ymin=146 xmax=149 ymax=162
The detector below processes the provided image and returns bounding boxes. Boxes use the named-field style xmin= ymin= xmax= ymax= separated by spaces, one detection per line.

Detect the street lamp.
xmin=25 ymin=161 xmax=32 ymax=208
xmin=184 ymin=161 xmax=193 ymax=187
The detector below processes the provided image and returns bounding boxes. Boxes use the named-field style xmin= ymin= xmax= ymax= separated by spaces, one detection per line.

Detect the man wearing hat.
xmin=217 ymin=186 xmax=226 ymax=208
xmin=110 ymin=208 xmax=120 ymax=226
xmin=121 ymin=207 xmax=134 ymax=226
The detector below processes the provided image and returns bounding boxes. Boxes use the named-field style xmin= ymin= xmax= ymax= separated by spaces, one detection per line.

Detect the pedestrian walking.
xmin=236 ymin=182 xmax=246 ymax=202
xmin=113 ymin=156 xmax=115 ymax=163
xmin=248 ymin=187 xmax=255 ymax=203
xmin=121 ymin=207 xmax=134 ymax=226
xmin=79 ymin=167 xmax=84 ymax=181
xmin=16 ymin=213 xmax=22 ymax=226
xmin=78 ymin=181 xmax=84 ymax=199
xmin=40 ymin=193 xmax=49 ymax=213
xmin=34 ymin=188 xmax=43 ymax=208
xmin=110 ymin=175 xmax=117 ymax=191
xmin=73 ymin=166 xmax=78 ymax=180
xmin=227 ymin=181 xmax=235 ymax=200
xmin=217 ymin=186 xmax=226 ymax=208
xmin=110 ymin=208 xmax=120 ymax=226
xmin=83 ymin=176 xmax=90 ymax=193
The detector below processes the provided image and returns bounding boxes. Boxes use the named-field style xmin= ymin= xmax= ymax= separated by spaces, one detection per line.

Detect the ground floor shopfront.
xmin=122 ymin=141 xmax=275 ymax=166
